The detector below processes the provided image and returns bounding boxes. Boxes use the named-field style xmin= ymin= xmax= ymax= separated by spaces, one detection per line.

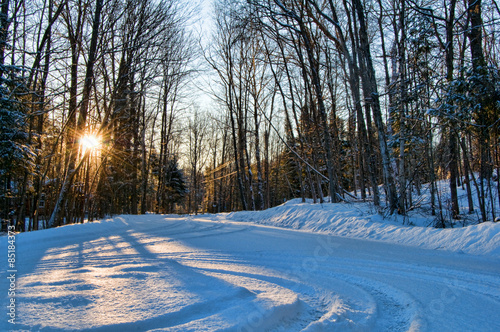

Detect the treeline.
xmin=1 ymin=0 xmax=195 ymax=230
xmin=0 ymin=0 xmax=499 ymax=232
xmin=204 ymin=0 xmax=499 ymax=224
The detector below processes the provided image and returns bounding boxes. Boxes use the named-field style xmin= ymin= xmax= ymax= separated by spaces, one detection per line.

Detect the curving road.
xmin=4 ymin=214 xmax=500 ymax=331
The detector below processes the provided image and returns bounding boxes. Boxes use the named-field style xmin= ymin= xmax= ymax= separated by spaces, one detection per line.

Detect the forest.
xmin=0 ymin=0 xmax=499 ymax=232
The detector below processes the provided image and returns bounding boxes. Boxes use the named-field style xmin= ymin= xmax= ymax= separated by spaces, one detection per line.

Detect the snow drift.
xmin=223 ymin=199 xmax=500 ymax=257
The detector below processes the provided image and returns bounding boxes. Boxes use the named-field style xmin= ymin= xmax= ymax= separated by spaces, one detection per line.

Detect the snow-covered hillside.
xmin=1 ymin=201 xmax=500 ymax=331
xmin=224 ymin=198 xmax=500 ymax=258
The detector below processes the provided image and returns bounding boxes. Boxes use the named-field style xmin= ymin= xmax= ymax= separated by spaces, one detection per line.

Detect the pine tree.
xmin=0 ymin=64 xmax=35 ymax=227
xmin=0 ymin=0 xmax=35 ymax=228
xmin=158 ymin=158 xmax=187 ymax=214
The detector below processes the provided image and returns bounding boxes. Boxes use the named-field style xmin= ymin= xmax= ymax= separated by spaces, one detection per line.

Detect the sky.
xmin=185 ymin=0 xmax=218 ymax=113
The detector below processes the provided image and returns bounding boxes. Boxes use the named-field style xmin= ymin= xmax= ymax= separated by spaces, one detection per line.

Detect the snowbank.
xmin=223 ymin=199 xmax=500 ymax=257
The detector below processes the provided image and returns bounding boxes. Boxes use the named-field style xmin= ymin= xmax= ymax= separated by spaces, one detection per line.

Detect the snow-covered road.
xmin=2 ymin=214 xmax=500 ymax=331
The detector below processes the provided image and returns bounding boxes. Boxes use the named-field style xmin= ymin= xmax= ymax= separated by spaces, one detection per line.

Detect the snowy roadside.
xmin=220 ymin=199 xmax=500 ymax=258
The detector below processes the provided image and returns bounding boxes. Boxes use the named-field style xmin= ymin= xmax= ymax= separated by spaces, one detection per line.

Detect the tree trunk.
xmin=352 ymin=0 xmax=398 ymax=212
xmin=468 ymin=0 xmax=491 ymax=221
xmin=298 ymin=22 xmax=340 ymax=203
xmin=446 ymin=0 xmax=460 ymax=219
xmin=0 ymin=0 xmax=10 ymax=77
xmin=48 ymin=0 xmax=103 ymax=227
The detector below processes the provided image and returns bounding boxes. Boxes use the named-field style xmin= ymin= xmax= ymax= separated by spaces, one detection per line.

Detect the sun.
xmin=79 ymin=134 xmax=101 ymax=152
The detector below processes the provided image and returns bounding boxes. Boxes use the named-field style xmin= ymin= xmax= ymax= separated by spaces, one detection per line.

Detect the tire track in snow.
xmin=7 ymin=215 xmax=500 ymax=331
xmin=142 ymin=217 xmax=497 ymax=331
xmin=166 ymin=251 xmax=404 ymax=331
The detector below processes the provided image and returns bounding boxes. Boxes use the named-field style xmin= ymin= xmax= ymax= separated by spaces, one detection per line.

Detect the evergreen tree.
xmin=158 ymin=158 xmax=187 ymax=213
xmin=0 ymin=0 xmax=35 ymax=227
xmin=0 ymin=65 xmax=35 ymax=226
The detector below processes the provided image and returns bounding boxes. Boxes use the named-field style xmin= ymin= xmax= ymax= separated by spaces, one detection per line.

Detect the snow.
xmin=1 ymin=201 xmax=500 ymax=331
xmin=224 ymin=198 xmax=500 ymax=257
